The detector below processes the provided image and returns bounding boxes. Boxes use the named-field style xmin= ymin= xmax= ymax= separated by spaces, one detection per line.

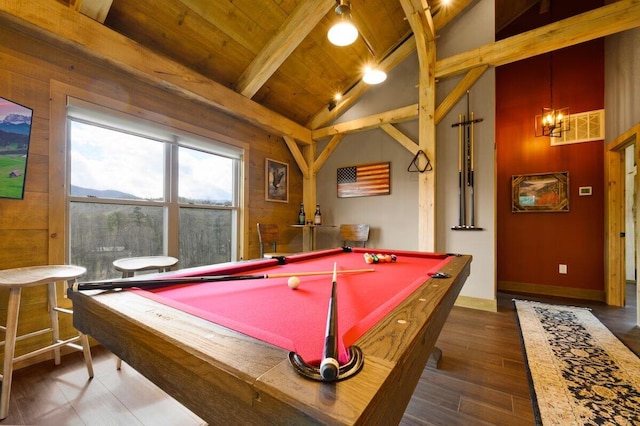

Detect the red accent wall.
xmin=496 ymin=2 xmax=605 ymax=292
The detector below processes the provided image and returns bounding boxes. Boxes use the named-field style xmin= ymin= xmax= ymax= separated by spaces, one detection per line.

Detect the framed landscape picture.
xmin=265 ymin=158 xmax=288 ymax=203
xmin=0 ymin=97 xmax=32 ymax=199
xmin=512 ymin=172 xmax=569 ymax=212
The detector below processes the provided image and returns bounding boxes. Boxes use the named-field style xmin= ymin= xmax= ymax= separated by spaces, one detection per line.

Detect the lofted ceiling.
xmin=49 ymin=0 xmax=633 ymax=136
xmin=59 ymin=0 xmax=466 ymax=129
xmin=100 ymin=0 xmax=412 ymax=127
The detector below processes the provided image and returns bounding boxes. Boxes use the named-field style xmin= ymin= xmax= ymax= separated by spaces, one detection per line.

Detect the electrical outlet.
xmin=559 ymin=264 xmax=567 ymax=274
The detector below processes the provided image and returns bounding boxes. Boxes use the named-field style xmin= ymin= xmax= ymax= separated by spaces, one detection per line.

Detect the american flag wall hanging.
xmin=337 ymin=162 xmax=390 ymax=198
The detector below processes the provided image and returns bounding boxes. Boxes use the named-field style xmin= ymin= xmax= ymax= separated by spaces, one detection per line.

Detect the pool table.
xmin=69 ymin=247 xmax=471 ymax=425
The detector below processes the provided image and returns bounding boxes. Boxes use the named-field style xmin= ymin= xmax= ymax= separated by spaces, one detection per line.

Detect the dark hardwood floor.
xmin=3 ymin=285 xmax=638 ymax=425
xmin=401 ymin=283 xmax=639 ymax=426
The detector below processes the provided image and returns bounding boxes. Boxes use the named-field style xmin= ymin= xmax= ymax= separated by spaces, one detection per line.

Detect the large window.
xmin=67 ymin=101 xmax=242 ymax=281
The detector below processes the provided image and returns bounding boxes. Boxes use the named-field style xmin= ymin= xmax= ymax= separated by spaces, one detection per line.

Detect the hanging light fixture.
xmin=535 ymin=52 xmax=570 ymax=138
xmin=328 ymin=0 xmax=358 ymax=46
xmin=363 ymin=66 xmax=386 ymax=85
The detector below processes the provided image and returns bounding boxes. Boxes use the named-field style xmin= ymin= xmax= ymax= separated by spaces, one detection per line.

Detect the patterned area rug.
xmin=514 ymin=300 xmax=640 ymax=425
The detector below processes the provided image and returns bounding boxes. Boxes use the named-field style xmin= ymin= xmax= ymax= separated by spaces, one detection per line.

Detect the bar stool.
xmin=0 ymin=265 xmax=94 ymax=420
xmin=112 ymin=256 xmax=179 ymax=369
xmin=113 ymin=255 xmax=179 ymax=278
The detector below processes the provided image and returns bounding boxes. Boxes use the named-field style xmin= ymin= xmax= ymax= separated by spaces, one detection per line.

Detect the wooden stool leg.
xmin=79 ymin=332 xmax=94 ymax=378
xmin=46 ymin=282 xmax=62 ymax=365
xmin=1 ymin=288 xmax=22 ymax=420
xmin=66 ymin=279 xmax=94 ymax=378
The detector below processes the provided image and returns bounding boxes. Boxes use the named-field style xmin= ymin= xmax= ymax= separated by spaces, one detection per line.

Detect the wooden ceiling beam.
xmin=380 ymin=123 xmax=420 ymax=156
xmin=312 ymin=134 xmax=345 ymax=174
xmin=313 ymin=1 xmax=639 ymax=137
xmin=69 ymin=0 xmax=113 ymax=23
xmin=437 ymin=0 xmax=640 ymax=79
xmin=311 ymin=64 xmax=487 ymax=139
xmin=312 ymin=104 xmax=418 ymax=139
xmin=402 ymin=0 xmax=436 ymax=42
xmin=0 ymin=0 xmax=314 ymax=145
xmin=234 ymin=0 xmax=335 ymax=98
xmin=283 ymin=135 xmax=310 ymax=178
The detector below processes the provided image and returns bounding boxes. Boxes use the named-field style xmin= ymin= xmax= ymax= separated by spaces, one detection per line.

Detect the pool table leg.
xmin=427 ymin=346 xmax=442 ymax=369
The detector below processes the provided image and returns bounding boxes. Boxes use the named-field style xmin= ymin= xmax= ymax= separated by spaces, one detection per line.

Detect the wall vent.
xmin=551 ymin=109 xmax=605 ymax=146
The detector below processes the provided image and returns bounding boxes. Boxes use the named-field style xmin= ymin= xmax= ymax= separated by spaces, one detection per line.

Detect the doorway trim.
xmin=605 ymin=123 xmax=640 ymax=306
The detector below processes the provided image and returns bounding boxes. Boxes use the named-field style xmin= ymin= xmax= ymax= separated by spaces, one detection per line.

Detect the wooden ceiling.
xmin=40 ymin=0 xmax=638 ymax=138
xmin=61 ymin=0 xmax=466 ymax=129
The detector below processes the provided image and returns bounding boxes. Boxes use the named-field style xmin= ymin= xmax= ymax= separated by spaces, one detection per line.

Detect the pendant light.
xmin=535 ymin=51 xmax=570 ymax=138
xmin=328 ymin=0 xmax=358 ymax=47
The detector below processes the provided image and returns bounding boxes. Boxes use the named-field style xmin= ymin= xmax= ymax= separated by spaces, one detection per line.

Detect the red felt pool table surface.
xmin=70 ymin=247 xmax=471 ymax=425
xmin=136 ymin=247 xmax=453 ymax=364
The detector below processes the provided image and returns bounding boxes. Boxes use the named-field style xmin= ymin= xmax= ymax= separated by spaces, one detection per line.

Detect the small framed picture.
xmin=265 ymin=158 xmax=288 ymax=203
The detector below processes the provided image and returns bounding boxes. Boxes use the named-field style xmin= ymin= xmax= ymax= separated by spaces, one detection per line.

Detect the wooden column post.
xmin=302 ymin=143 xmax=317 ymax=250
xmin=401 ymin=0 xmax=437 ymax=251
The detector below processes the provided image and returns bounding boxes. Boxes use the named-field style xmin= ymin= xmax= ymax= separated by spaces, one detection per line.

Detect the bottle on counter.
xmin=314 ymin=204 xmax=322 ymax=225
xmin=298 ymin=203 xmax=306 ymax=225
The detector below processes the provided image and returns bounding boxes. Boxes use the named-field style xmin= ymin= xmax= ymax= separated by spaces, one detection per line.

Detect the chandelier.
xmin=535 ymin=52 xmax=570 ymax=138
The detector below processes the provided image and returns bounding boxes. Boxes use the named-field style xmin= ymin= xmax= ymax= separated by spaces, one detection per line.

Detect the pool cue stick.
xmin=320 ymin=262 xmax=340 ymax=381
xmin=457 ymin=113 xmax=464 ymax=228
xmin=469 ymin=110 xmax=476 ymax=228
xmin=72 ymin=268 xmax=375 ymax=292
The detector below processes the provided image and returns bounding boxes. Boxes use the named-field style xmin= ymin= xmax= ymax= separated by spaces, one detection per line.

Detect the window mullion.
xmin=166 ymin=142 xmax=179 ymax=258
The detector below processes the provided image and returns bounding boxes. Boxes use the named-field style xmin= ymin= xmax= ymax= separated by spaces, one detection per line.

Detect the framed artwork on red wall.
xmin=512 ymin=172 xmax=569 ymax=212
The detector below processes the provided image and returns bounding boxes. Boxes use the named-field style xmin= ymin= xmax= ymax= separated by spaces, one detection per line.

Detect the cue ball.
xmin=288 ymin=276 xmax=300 ymax=289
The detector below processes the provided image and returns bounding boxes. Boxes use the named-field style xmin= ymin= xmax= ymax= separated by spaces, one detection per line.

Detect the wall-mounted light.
xmin=328 ymin=0 xmax=358 ymax=46
xmin=363 ymin=66 xmax=387 ymax=85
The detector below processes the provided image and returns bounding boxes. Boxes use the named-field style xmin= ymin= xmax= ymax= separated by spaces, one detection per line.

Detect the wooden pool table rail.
xmin=69 ymin=253 xmax=471 ymax=425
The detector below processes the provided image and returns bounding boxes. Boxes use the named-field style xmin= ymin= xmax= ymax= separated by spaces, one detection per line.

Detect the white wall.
xmin=605 ymin=27 xmax=640 ymax=140
xmin=315 ymin=52 xmax=420 ymax=251
xmin=316 ymin=0 xmax=497 ymax=306
xmin=435 ymin=0 xmax=496 ymax=303
xmin=625 ymin=145 xmax=635 ymax=281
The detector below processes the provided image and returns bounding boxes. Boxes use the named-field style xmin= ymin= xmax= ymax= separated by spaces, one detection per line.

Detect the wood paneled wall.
xmin=0 ymin=26 xmax=302 ymax=367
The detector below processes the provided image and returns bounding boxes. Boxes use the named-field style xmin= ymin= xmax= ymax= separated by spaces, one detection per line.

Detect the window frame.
xmin=49 ymin=82 xmax=248 ymax=270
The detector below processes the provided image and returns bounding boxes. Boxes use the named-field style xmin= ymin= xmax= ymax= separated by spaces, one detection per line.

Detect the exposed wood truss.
xmin=0 ymin=0 xmax=314 ymax=144
xmin=438 ymin=0 xmax=640 ymax=79
xmin=233 ymin=0 xmax=335 ymax=98
xmin=1 ymin=1 xmax=638 ymax=147
xmin=307 ymin=0 xmax=476 ymax=130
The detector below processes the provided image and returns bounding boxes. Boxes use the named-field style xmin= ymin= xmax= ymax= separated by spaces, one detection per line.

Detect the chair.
xmin=257 ymin=223 xmax=291 ymax=258
xmin=112 ymin=255 xmax=179 ymax=369
xmin=0 ymin=265 xmax=94 ymax=420
xmin=340 ymin=224 xmax=370 ymax=248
